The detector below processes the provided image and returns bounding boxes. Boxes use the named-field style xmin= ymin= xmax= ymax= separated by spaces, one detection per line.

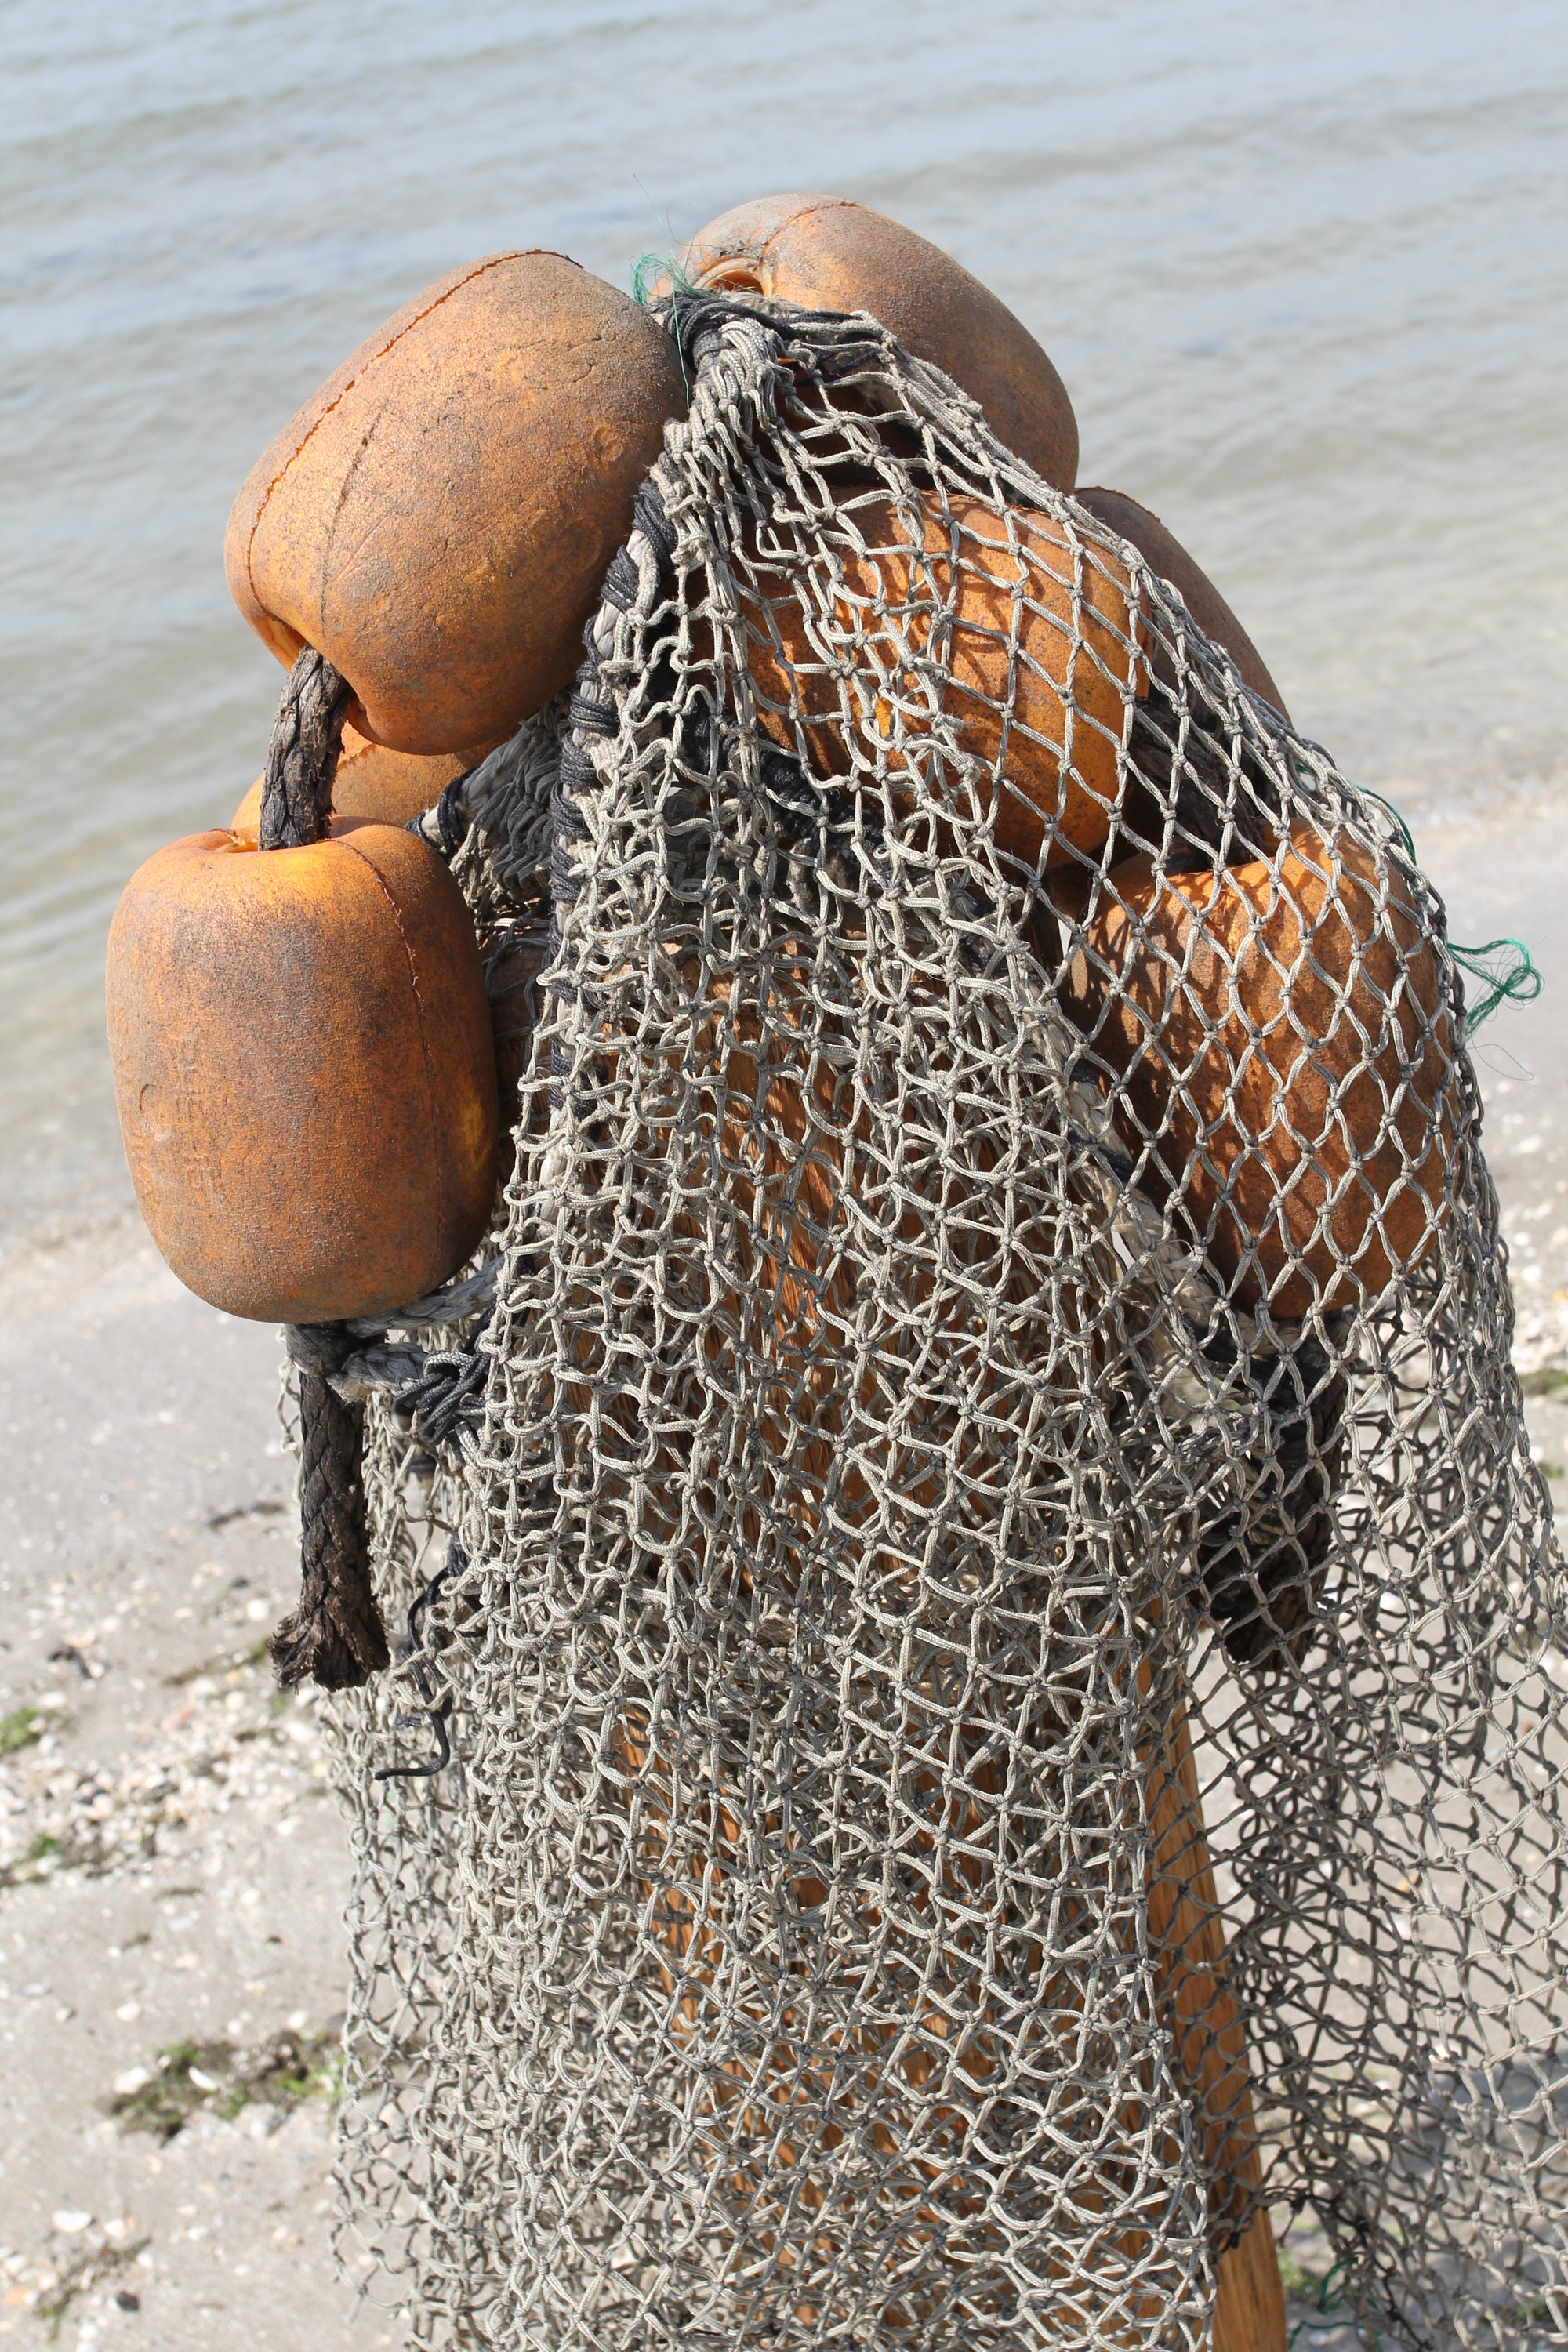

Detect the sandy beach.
xmin=0 ymin=1224 xmax=365 ymax=2346
xmin=0 ymin=797 xmax=1563 ymax=2348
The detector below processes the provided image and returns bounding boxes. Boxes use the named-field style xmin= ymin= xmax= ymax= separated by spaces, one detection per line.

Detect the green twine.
xmin=629 ymin=249 xmax=695 ymax=413
xmin=1450 ymin=935 xmax=1542 ymax=1033
xmin=1285 ymin=2258 xmax=1353 ymax=2347
xmin=1348 ymin=783 xmax=1541 ymax=1039
xmin=630 ymin=249 xmax=699 ymax=307
xmin=629 ymin=171 xmax=698 ymax=408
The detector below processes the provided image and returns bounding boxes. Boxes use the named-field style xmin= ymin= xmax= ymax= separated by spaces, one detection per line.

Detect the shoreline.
xmin=1 ymin=789 xmax=1563 ymax=2347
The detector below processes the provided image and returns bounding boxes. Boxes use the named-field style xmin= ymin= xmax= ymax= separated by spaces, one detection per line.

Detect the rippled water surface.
xmin=2 ymin=0 xmax=1565 ymax=1241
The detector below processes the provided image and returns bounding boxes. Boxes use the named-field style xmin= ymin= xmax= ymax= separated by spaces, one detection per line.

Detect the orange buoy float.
xmin=745 ymin=489 xmax=1145 ymax=869
xmin=230 ymin=724 xmax=475 ymax=834
xmin=680 ymin=194 xmax=1079 ymax=490
xmin=1062 ymin=821 xmax=1457 ymax=1316
xmin=107 ymin=656 xmax=499 ymax=1327
xmin=225 ymin=252 xmax=686 ymax=753
xmin=1074 ymin=488 xmax=1289 ymax=717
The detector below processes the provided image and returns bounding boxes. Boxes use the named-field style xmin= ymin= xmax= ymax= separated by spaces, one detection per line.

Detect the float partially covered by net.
xmin=317 ymin=294 xmax=1566 ymax=2351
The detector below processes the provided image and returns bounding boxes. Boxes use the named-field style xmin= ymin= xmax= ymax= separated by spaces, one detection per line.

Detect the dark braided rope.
xmin=258 ymin=649 xmax=390 ymax=1690
xmin=258 ymin=644 xmax=353 ymax=850
xmin=271 ymin=1327 xmax=389 ymax=1689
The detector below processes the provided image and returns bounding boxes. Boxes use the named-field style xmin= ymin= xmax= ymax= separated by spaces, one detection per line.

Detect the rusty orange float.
xmin=226 ymin=251 xmax=685 ymax=753
xmin=680 ymin=194 xmax=1079 ymax=489
xmin=1062 ymin=820 xmax=1456 ymax=1314
xmin=1075 ymin=486 xmax=1288 ymax=717
xmin=107 ymin=809 xmax=498 ymax=1325
xmin=745 ymin=488 xmax=1145 ymax=869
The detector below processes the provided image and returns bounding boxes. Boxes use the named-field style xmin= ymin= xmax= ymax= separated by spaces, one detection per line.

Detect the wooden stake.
xmin=1147 ymin=1700 xmax=1287 ymax=2351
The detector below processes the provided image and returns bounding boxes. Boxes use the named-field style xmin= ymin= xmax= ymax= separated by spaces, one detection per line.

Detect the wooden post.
xmin=1147 ymin=1699 xmax=1287 ymax=2351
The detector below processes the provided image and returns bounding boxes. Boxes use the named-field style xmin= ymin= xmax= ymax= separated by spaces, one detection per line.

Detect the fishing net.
xmin=312 ymin=294 xmax=1566 ymax=2350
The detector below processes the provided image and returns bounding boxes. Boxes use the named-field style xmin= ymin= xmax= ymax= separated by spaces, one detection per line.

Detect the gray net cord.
xmin=316 ymin=294 xmax=1564 ymax=2350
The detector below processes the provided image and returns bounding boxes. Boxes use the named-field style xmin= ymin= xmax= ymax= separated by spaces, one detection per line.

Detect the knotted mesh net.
xmin=317 ymin=295 xmax=1566 ymax=2350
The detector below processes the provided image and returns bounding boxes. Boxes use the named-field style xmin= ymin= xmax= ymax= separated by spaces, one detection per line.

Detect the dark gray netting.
xmin=311 ymin=294 xmax=1566 ymax=2350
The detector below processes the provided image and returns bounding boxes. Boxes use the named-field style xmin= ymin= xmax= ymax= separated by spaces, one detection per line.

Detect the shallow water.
xmin=2 ymin=0 xmax=1565 ymax=1243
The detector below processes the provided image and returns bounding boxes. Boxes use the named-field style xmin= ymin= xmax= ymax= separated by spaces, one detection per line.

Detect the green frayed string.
xmin=1356 ymin=786 xmax=1541 ymax=1038
xmin=1450 ymin=936 xmax=1542 ymax=1033
xmin=629 ymin=162 xmax=696 ymax=409
xmin=630 ymin=249 xmax=699 ymax=306
xmin=629 ymin=249 xmax=694 ymax=412
xmin=1286 ymin=2258 xmax=1352 ymax=2347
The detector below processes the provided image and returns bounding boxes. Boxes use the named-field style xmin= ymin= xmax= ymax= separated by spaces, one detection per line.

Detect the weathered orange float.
xmin=745 ymin=490 xmax=1145 ymax=869
xmin=679 ymin=194 xmax=1079 ymax=489
xmin=1062 ymin=821 xmax=1456 ymax=1315
xmin=225 ymin=251 xmax=685 ymax=752
xmin=230 ymin=724 xmax=472 ymax=833
xmin=1074 ymin=486 xmax=1289 ymax=718
xmin=107 ymin=802 xmax=498 ymax=1325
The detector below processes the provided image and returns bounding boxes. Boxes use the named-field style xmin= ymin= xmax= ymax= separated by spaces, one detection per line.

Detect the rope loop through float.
xmin=259 ymin=650 xmax=390 ymax=1691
